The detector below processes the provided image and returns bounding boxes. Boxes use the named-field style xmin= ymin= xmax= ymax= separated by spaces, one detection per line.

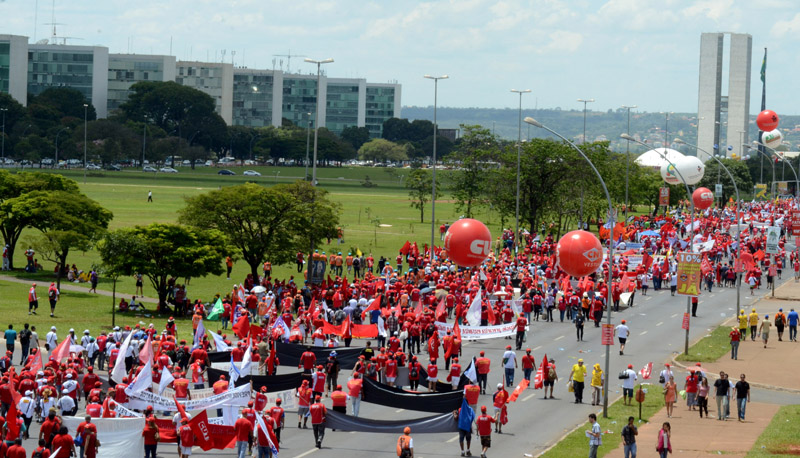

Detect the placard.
xmin=601 ymin=324 xmax=614 ymax=345
xmin=766 ymin=226 xmax=780 ymax=254
xmin=681 ymin=313 xmax=690 ymax=330
xmin=659 ymin=187 xmax=670 ymax=206
xmin=676 ymin=252 xmax=702 ymax=296
xmin=792 ymin=211 xmax=800 ymax=237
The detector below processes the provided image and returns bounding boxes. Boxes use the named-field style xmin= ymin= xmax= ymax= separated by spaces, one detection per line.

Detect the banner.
xmin=659 ymin=187 xmax=670 ymax=206
xmin=793 ymin=210 xmax=800 ymax=237
xmin=715 ymin=183 xmax=723 ymax=198
xmin=107 ymin=400 xmax=144 ymax=418
xmin=434 ymin=321 xmax=516 ymax=340
xmin=676 ymin=252 xmax=702 ymax=296
xmin=126 ymin=383 xmax=251 ymax=412
xmin=325 ymin=410 xmax=458 ymax=434
xmin=682 ymin=313 xmax=691 ymax=330
xmin=755 ymin=183 xmax=767 ymax=199
xmin=361 ymin=377 xmax=463 ymax=413
xmin=209 ymin=342 xmax=364 ymax=370
xmin=62 ymin=417 xmax=144 ymax=458
xmin=777 ymin=181 xmax=789 ymax=195
xmin=601 ymin=324 xmax=614 ymax=345
xmin=322 ymin=320 xmax=378 ymax=339
xmin=207 ymin=367 xmax=305 ymax=393
xmin=766 ymin=226 xmax=781 ymax=254
xmin=310 ymin=259 xmax=326 ymax=284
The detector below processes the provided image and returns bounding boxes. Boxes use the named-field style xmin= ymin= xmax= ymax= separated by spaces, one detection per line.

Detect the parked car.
xmin=218 ymin=169 xmax=236 ymax=175
xmin=143 ymin=166 xmax=157 ymax=172
xmin=106 ymin=164 xmax=122 ymax=171
xmin=159 ymin=167 xmax=178 ymax=173
xmin=244 ymin=159 xmax=257 ymax=165
xmin=182 ymin=160 xmax=192 ymax=166
xmin=86 ymin=164 xmax=102 ymax=170
xmin=242 ymin=170 xmax=261 ymax=176
xmin=204 ymin=160 xmax=214 ymax=166
xmin=219 ymin=157 xmax=235 ymax=164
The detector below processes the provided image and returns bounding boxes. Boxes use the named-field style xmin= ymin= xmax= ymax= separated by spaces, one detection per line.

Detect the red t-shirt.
xmin=174 ymin=378 xmax=190 ymax=399
xmin=522 ymin=354 xmax=535 ymax=370
xmin=32 ymin=447 xmax=51 ymax=458
xmin=385 ymin=360 xmax=398 ymax=378
xmin=312 ymin=372 xmax=326 ymax=392
xmin=6 ymin=444 xmax=25 ymax=458
xmin=142 ymin=420 xmax=158 ymax=445
xmin=52 ymin=434 xmax=74 ymax=457
xmin=179 ymin=424 xmax=194 ymax=447
xmin=310 ymin=403 xmax=327 ymax=424
xmin=476 ymin=414 xmax=495 ymax=436
xmin=234 ymin=417 xmax=253 ymax=441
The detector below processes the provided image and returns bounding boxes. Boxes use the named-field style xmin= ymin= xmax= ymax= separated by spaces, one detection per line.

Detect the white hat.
xmin=84 ymin=330 xmax=90 ymax=334
xmin=51 ymin=326 xmax=57 ymax=331
xmin=497 ymin=383 xmax=503 ymax=388
xmin=37 ymin=371 xmax=44 ymax=376
xmin=24 ymin=390 xmax=32 ymax=396
xmin=114 ymin=326 xmax=120 ymax=331
xmin=65 ymin=373 xmax=73 ymax=379
xmin=62 ymin=388 xmax=70 ymax=394
xmin=69 ymin=328 xmax=75 ymax=332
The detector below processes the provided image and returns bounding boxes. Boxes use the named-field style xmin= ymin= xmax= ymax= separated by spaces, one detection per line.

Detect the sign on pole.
xmin=681 ymin=313 xmax=690 ymax=330
xmin=714 ymin=183 xmax=723 ymax=198
xmin=766 ymin=226 xmax=780 ymax=254
xmin=601 ymin=324 xmax=614 ymax=346
xmin=659 ymin=187 xmax=670 ymax=206
xmin=676 ymin=252 xmax=702 ymax=296
xmin=792 ymin=211 xmax=800 ymax=237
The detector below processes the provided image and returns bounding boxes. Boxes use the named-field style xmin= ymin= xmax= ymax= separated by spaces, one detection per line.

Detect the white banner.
xmin=63 ymin=417 xmax=144 ymax=458
xmin=126 ymin=383 xmax=251 ymax=412
xmin=766 ymin=226 xmax=781 ymax=254
xmin=434 ymin=321 xmax=517 ymax=340
xmin=108 ymin=400 xmax=144 ymax=418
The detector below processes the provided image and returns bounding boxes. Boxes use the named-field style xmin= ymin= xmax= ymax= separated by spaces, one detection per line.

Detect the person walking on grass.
xmin=586 ymin=413 xmax=602 ymax=458
xmin=621 ymin=364 xmax=637 ymax=406
xmin=655 ymin=422 xmax=672 ymax=458
xmin=758 ymin=315 xmax=771 ymax=348
xmin=621 ymin=416 xmax=638 ymax=458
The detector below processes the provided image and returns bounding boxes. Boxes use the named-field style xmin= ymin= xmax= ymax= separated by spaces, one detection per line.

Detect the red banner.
xmin=659 ymin=187 xmax=670 ymax=206
xmin=601 ymin=324 xmax=614 ymax=345
xmin=792 ymin=211 xmax=800 ymax=237
xmin=681 ymin=313 xmax=690 ymax=330
xmin=154 ymin=419 xmax=178 ymax=443
xmin=322 ymin=320 xmax=378 ymax=339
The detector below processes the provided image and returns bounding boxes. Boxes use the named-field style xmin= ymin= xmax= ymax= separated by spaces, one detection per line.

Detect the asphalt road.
xmin=14 ymin=263 xmax=800 ymax=458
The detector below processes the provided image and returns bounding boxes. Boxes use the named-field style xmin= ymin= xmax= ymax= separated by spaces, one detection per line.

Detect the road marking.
xmin=293 ymin=449 xmax=318 ymax=458
xmin=645 ymin=296 xmax=653 ymax=301
xmin=639 ymin=331 xmax=648 ymax=336
xmin=533 ymin=345 xmax=542 ymax=351
xmin=447 ymin=435 xmax=460 ymax=443
xmin=554 ymin=335 xmax=564 ymax=341
xmin=671 ymin=313 xmax=678 ymax=318
xmin=395 ymin=408 xmax=405 ymax=413
xmin=656 ymin=322 xmax=663 ymax=327
xmin=523 ymin=392 xmax=536 ymax=401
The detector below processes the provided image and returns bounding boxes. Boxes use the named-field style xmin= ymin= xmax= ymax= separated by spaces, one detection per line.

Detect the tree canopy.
xmin=357 ymin=139 xmax=409 ymax=163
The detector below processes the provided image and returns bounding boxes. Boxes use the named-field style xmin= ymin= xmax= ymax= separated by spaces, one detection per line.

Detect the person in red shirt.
xmin=311 ymin=366 xmax=326 ymax=398
xmin=269 ymin=398 xmax=285 ymax=442
xmin=76 ymin=416 xmax=97 ymax=458
xmin=299 ymin=348 xmax=317 ymax=374
xmin=427 ymin=358 xmax=439 ymax=392
xmin=173 ymin=374 xmax=191 ymax=401
xmin=492 ymin=384 xmax=509 ymax=433
xmin=39 ymin=412 xmax=60 ymax=448
xmin=346 ymin=374 xmax=363 ymax=417
xmin=475 ymin=351 xmax=491 ymax=394
xmin=521 ymin=348 xmax=536 ymax=384
xmin=407 ymin=356 xmax=421 ymax=391
xmin=330 ymin=384 xmax=348 ymax=414
xmin=32 ymin=439 xmax=51 ymax=458
xmin=212 ymin=375 xmax=229 ymax=417
xmin=5 ymin=438 xmax=24 ymax=458
xmin=384 ymin=354 xmax=398 ymax=387
xmin=515 ymin=315 xmax=528 ymax=350
xmin=142 ymin=411 xmax=159 ymax=458
xmin=309 ymin=396 xmax=327 ymax=449
xmin=464 ymin=384 xmax=480 ymax=410
xmin=234 ymin=412 xmax=254 ymax=457
xmin=253 ymin=386 xmax=268 ymax=412
xmin=296 ymin=380 xmax=311 ymax=429
xmin=448 ymin=357 xmax=461 ymax=390
xmin=178 ymin=419 xmax=194 ymax=458
xmin=86 ymin=396 xmax=103 ymax=418
xmin=52 ymin=427 xmax=76 ymax=458
xmin=476 ymin=405 xmax=495 ymax=457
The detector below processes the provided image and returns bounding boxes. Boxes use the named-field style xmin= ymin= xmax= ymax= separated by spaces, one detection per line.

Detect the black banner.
xmin=207 ymin=342 xmax=364 ymax=369
xmin=207 ymin=367 xmax=307 ymax=393
xmin=325 ymin=410 xmax=458 ymax=434
xmin=361 ymin=377 xmax=463 ymax=413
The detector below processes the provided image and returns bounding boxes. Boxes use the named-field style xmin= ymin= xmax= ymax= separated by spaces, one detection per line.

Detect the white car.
xmin=143 ymin=166 xmax=157 ymax=172
xmin=159 ymin=167 xmax=178 ymax=173
xmin=243 ymin=170 xmax=261 ymax=176
xmin=85 ymin=164 xmax=102 ymax=170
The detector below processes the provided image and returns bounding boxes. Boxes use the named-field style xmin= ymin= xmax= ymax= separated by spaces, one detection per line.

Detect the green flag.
xmin=207 ymin=297 xmax=224 ymax=321
xmin=760 ymin=49 xmax=767 ymax=83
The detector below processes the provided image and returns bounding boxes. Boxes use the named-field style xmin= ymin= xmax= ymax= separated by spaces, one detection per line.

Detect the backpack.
xmin=618 ymin=370 xmax=630 ymax=380
xmin=32 ymin=449 xmax=45 ymax=458
xmin=49 ymin=288 xmax=56 ymax=299
xmin=397 ymin=436 xmax=411 ymax=458
xmin=366 ymin=364 xmax=377 ymax=378
xmin=409 ymin=365 xmax=419 ymax=378
xmin=547 ymin=367 xmax=556 ymax=380
xmin=175 ymin=347 xmax=187 ymax=364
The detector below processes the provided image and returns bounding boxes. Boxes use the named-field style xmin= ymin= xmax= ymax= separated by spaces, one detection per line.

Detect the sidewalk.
xmin=0 ymin=274 xmax=159 ymax=303
xmin=603 ymin=402 xmax=779 ymax=457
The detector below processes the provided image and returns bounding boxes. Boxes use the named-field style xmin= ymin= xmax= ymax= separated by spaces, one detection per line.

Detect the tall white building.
xmin=107 ymin=54 xmax=176 ymax=115
xmin=0 ymin=34 xmax=29 ymax=105
xmin=176 ymin=61 xmax=234 ymax=124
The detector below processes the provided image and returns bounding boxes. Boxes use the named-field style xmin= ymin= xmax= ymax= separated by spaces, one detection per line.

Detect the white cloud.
xmin=681 ymin=0 xmax=736 ymax=22
xmin=594 ymin=0 xmax=680 ymax=30
xmin=771 ymin=12 xmax=800 ymax=37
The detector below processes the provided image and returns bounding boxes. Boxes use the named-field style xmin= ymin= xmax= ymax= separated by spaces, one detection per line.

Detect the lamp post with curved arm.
xmin=621 ymin=134 xmax=695 ymax=356
xmin=753 ymin=141 xmax=799 ymax=200
xmin=675 ymin=138 xmax=742 ymax=317
xmin=524 ymin=116 xmax=615 ymax=418
xmin=742 ymin=143 xmax=775 ymax=199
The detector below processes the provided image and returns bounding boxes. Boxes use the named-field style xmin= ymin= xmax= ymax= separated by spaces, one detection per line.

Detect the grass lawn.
xmin=675 ymin=324 xmax=732 ymax=363
xmin=541 ymin=383 xmax=663 ymax=458
xmin=746 ymin=404 xmax=800 ymax=457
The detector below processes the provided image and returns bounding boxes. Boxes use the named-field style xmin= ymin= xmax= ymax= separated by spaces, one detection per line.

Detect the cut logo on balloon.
xmin=469 ymin=239 xmax=492 ymax=257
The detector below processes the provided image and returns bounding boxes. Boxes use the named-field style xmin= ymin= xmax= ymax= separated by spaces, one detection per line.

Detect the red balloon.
xmin=556 ymin=230 xmax=603 ymax=278
xmin=756 ymin=110 xmax=779 ymax=131
xmin=692 ymin=187 xmax=714 ymax=210
xmin=443 ymin=219 xmax=492 ymax=267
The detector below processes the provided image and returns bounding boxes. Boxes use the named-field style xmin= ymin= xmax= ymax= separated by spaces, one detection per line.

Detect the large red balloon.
xmin=756 ymin=110 xmax=779 ymax=131
xmin=692 ymin=187 xmax=714 ymax=210
xmin=556 ymin=230 xmax=603 ymax=278
xmin=443 ymin=219 xmax=492 ymax=267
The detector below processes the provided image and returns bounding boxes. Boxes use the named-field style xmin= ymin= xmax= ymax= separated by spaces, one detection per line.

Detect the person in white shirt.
xmin=45 ymin=326 xmax=58 ymax=352
xmin=61 ymin=374 xmax=80 ymax=403
xmin=615 ymin=320 xmax=630 ymax=355
xmin=85 ymin=338 xmax=100 ymax=368
xmin=659 ymin=364 xmax=674 ymax=388
xmin=80 ymin=330 xmax=92 ymax=348
xmin=57 ymin=389 xmax=77 ymax=416
xmin=17 ymin=390 xmax=35 ymax=438
xmin=502 ymin=345 xmax=517 ymax=387
xmin=621 ymin=364 xmax=638 ymax=405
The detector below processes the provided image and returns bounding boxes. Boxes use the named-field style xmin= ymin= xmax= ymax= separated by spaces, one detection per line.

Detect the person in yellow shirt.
xmin=738 ymin=311 xmax=748 ymax=340
xmin=568 ymin=359 xmax=588 ymax=404
xmin=590 ymin=363 xmax=604 ymax=406
xmin=748 ymin=309 xmax=760 ymax=342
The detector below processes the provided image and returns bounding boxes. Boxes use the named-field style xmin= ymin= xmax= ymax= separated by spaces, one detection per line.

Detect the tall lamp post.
xmin=675 ymin=138 xmax=742 ymax=317
xmin=141 ymin=123 xmax=148 ymax=168
xmin=754 ymin=141 xmax=799 ymax=198
xmin=743 ymin=144 xmax=775 ymax=199
xmin=511 ymin=89 xmax=531 ymax=252
xmin=305 ymin=112 xmax=312 ymax=180
xmin=425 ymin=74 xmax=449 ymax=261
xmin=525 ymin=116 xmax=615 ymax=417
xmin=54 ymin=127 xmax=69 ymax=167
xmin=621 ymin=105 xmax=637 ymax=221
xmin=622 ymin=134 xmax=695 ymax=355
xmin=83 ymin=103 xmax=88 ymax=184
xmin=304 ymin=58 xmax=334 ymax=187
xmin=577 ymin=99 xmax=594 ymax=228
xmin=1 ymin=108 xmax=7 ymax=163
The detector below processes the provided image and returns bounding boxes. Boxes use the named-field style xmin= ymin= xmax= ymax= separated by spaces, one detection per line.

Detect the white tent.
xmin=634 ymin=148 xmax=685 ymax=168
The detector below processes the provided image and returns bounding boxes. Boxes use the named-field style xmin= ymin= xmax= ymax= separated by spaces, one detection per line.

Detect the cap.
xmin=260 ymin=386 xmax=267 ymax=392
xmin=665 ymin=363 xmax=671 ymax=367
xmin=506 ymin=345 xmax=512 ymax=350
xmin=695 ymin=363 xmax=702 ymax=367
xmin=65 ymin=373 xmax=73 ymax=379
xmin=51 ymin=326 xmax=57 ymax=331
xmin=84 ymin=330 xmax=90 ymax=334
xmin=330 ymin=351 xmax=337 ymax=357
xmin=276 ymin=398 xmax=282 ymax=404
xmin=497 ymin=383 xmax=503 ymax=388
xmin=24 ymin=390 xmax=32 ymax=396
xmin=315 ymin=395 xmax=322 ymax=401
xmin=526 ymin=348 xmax=531 ymax=353
xmin=404 ymin=426 xmax=411 ymax=434
xmin=481 ymin=405 xmax=487 ymax=412
xmin=479 ymin=351 xmax=485 ymax=356
xmin=627 ymin=364 xmax=633 ymax=369
xmin=621 ymin=319 xmax=626 ymax=324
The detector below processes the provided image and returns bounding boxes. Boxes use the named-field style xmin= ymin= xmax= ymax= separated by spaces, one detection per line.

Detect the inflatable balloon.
xmin=762 ymin=129 xmax=783 ymax=149
xmin=556 ymin=230 xmax=603 ymax=278
xmin=692 ymin=187 xmax=714 ymax=210
xmin=756 ymin=110 xmax=779 ymax=131
xmin=675 ymin=156 xmax=705 ymax=185
xmin=660 ymin=162 xmax=680 ymax=185
xmin=443 ymin=218 xmax=492 ymax=267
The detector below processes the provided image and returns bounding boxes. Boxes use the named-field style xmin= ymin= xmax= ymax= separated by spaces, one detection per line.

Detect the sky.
xmin=3 ymin=0 xmax=800 ymax=114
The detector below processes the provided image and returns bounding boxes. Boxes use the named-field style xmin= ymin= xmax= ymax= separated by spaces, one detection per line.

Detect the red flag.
xmin=499 ymin=404 xmax=509 ymax=425
xmin=700 ymin=253 xmax=712 ymax=276
xmin=739 ymin=252 xmax=755 ymax=272
xmin=508 ymin=379 xmax=529 ymax=402
xmin=435 ymin=298 xmax=447 ymax=322
xmin=139 ymin=335 xmax=153 ymax=365
xmin=486 ymin=301 xmax=497 ymax=325
xmin=361 ymin=295 xmax=381 ymax=321
xmin=642 ymin=252 xmax=653 ymax=270
xmin=753 ymin=249 xmax=765 ymax=262
xmin=427 ymin=331 xmax=440 ymax=360
xmin=174 ymin=396 xmax=189 ymax=422
xmin=28 ymin=350 xmax=44 ymax=374
xmin=189 ymin=409 xmax=216 ymax=451
xmin=6 ymin=393 xmax=18 ymax=438
xmin=308 ymin=299 xmax=317 ymax=319
xmin=452 ymin=320 xmax=461 ymax=342
xmin=49 ymin=336 xmax=72 ymax=362
xmin=413 ymin=299 xmax=423 ymax=318
xmin=342 ymin=316 xmax=352 ymax=340
xmin=534 ymin=354 xmax=549 ymax=390
xmin=399 ymin=241 xmax=411 ymax=256
xmin=232 ymin=315 xmax=250 ymax=340
xmin=639 ymin=362 xmax=653 ymax=380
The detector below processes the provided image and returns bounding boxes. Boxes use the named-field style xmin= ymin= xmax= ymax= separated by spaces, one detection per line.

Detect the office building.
xmin=696 ymin=32 xmax=752 ymax=159
xmin=176 ymin=61 xmax=234 ymax=124
xmin=0 ymin=34 xmax=28 ymax=105
xmin=232 ymin=68 xmax=279 ymax=127
xmin=107 ymin=53 xmax=176 ymax=115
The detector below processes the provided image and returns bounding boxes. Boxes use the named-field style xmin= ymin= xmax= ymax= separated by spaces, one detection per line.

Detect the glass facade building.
xmin=0 ymin=42 xmax=9 ymax=94
xmin=0 ymin=35 xmax=30 ymax=105
xmin=176 ymin=62 xmax=233 ymax=124
xmin=233 ymin=70 xmax=274 ymax=127
xmin=365 ymin=85 xmax=398 ymax=138
xmin=107 ymin=54 xmax=176 ymax=115
xmin=325 ymin=81 xmax=360 ymax=134
xmin=281 ymin=76 xmax=320 ymax=128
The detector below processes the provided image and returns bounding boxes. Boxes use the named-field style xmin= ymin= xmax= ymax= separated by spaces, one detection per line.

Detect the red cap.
xmin=260 ymin=386 xmax=267 ymax=392
xmin=628 ymin=364 xmax=633 ymax=369
xmin=481 ymin=405 xmax=487 ymax=412
xmin=506 ymin=345 xmax=512 ymax=350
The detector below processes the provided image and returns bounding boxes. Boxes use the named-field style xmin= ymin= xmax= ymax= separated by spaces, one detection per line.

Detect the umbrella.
xmin=420 ymin=287 xmax=434 ymax=295
xmin=639 ymin=230 xmax=659 ymax=237
xmin=251 ymin=285 xmax=267 ymax=294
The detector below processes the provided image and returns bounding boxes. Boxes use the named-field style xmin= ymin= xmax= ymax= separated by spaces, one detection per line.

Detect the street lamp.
xmin=425 ymin=74 xmax=449 ymax=261
xmin=305 ymin=112 xmax=312 ymax=181
xmin=742 ymin=143 xmax=775 ymax=199
xmin=754 ymin=141 xmax=799 ymax=197
xmin=621 ymin=105 xmax=637 ymax=221
xmin=142 ymin=123 xmax=148 ymax=168
xmin=675 ymin=138 xmax=742 ymax=317
xmin=83 ymin=104 xmax=88 ymax=184
xmin=511 ymin=89 xmax=531 ymax=252
xmin=662 ymin=112 xmax=674 ymax=148
xmin=577 ymin=98 xmax=595 ymax=144
xmin=304 ymin=57 xmax=334 ymax=187
xmin=525 ymin=116 xmax=615 ymax=417
xmin=54 ymin=127 xmax=69 ymax=167
xmin=0 ymin=108 xmax=7 ymax=163
xmin=249 ymin=133 xmax=261 ymax=161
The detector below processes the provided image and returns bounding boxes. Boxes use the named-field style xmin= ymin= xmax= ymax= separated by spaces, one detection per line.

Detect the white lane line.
xmin=671 ymin=313 xmax=678 ymax=318
xmin=447 ymin=435 xmax=460 ymax=443
xmin=645 ymin=297 xmax=653 ymax=301
xmin=656 ymin=322 xmax=663 ymax=326
xmin=533 ymin=345 xmax=542 ymax=351
xmin=293 ymin=449 xmax=318 ymax=458
xmin=395 ymin=408 xmax=405 ymax=413
xmin=639 ymin=331 xmax=648 ymax=336
xmin=523 ymin=392 xmax=536 ymax=402
xmin=554 ymin=336 xmax=564 ymax=341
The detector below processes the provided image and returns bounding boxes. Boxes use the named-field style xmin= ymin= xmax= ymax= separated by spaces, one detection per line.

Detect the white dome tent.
xmin=634 ymin=148 xmax=685 ymax=168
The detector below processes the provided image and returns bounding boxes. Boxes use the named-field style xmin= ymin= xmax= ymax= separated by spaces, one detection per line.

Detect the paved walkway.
xmin=603 ymin=402 xmax=779 ymax=457
xmin=0 ymin=274 xmax=159 ymax=303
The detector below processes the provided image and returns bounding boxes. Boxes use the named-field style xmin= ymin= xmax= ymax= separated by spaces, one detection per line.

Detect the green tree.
xmin=697 ymin=158 xmax=753 ymax=204
xmin=22 ymin=191 xmax=112 ymax=289
xmin=30 ymin=88 xmax=97 ymax=120
xmin=405 ymin=169 xmax=439 ymax=223
xmin=449 ymin=125 xmax=499 ymax=218
xmin=98 ymin=224 xmax=231 ymax=312
xmin=357 ymin=138 xmax=409 ymax=163
xmin=340 ymin=126 xmax=370 ymax=151
xmin=181 ymin=181 xmax=341 ymax=281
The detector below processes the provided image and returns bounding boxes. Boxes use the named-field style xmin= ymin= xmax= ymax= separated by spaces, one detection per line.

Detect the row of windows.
xmin=29 ymin=52 xmax=93 ymax=62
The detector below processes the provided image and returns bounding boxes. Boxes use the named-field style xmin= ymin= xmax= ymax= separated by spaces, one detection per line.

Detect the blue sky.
xmin=3 ymin=0 xmax=800 ymax=114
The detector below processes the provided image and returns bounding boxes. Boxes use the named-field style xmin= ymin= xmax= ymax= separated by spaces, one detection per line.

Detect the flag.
xmin=435 ymin=297 xmax=447 ymax=322
xmin=461 ymin=357 xmax=477 ymax=385
xmin=110 ymin=331 xmax=134 ymax=384
xmin=465 ymin=291 xmax=482 ymax=326
xmin=485 ymin=300 xmax=497 ymax=325
xmin=452 ymin=320 xmax=462 ymax=342
xmin=49 ymin=336 xmax=72 ymax=363
xmin=125 ymin=360 xmax=153 ymax=396
xmin=399 ymin=241 xmax=411 ymax=256
xmin=760 ymin=47 xmax=767 ymax=83
xmin=139 ymin=335 xmax=154 ymax=365
xmin=509 ymin=379 xmax=529 ymax=402
xmin=456 ymin=398 xmax=474 ymax=432
xmin=189 ymin=409 xmax=216 ymax=451
xmin=229 ymin=354 xmax=242 ymax=384
xmin=239 ymin=342 xmax=252 ymax=377
xmin=50 ymin=448 xmax=62 ymax=458
xmin=271 ymin=316 xmax=291 ymax=340
xmin=207 ymin=298 xmax=225 ymax=321
xmin=211 ymin=332 xmax=230 ymax=352
xmin=159 ymin=368 xmax=175 ymax=395
xmin=232 ymin=315 xmax=250 ymax=340
xmin=535 ymin=354 xmax=548 ymax=390
xmin=6 ymin=384 xmax=18 ymax=439
xmin=29 ymin=349 xmax=44 ymax=375
xmin=255 ymin=411 xmax=280 ymax=457
xmin=639 ymin=362 xmax=652 ymax=380
xmin=193 ymin=319 xmax=206 ymax=350
xmin=361 ymin=296 xmax=381 ymax=321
